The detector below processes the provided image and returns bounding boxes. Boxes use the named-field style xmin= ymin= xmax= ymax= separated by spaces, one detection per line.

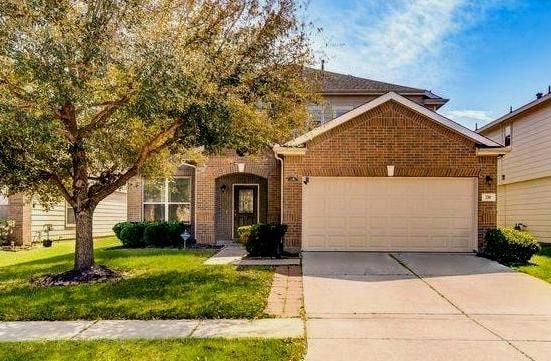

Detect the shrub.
xmin=0 ymin=219 xmax=16 ymax=246
xmin=483 ymin=228 xmax=541 ymax=265
xmin=238 ymin=223 xmax=287 ymax=258
xmin=236 ymin=225 xmax=253 ymax=245
xmin=114 ymin=221 xmax=192 ymax=248
xmin=118 ymin=222 xmax=146 ymax=248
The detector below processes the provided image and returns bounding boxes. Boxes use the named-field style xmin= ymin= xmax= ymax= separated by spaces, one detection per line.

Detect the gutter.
xmin=272 ymin=147 xmax=285 ymax=224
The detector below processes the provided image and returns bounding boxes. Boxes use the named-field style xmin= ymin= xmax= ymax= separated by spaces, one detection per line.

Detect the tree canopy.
xmin=0 ymin=0 xmax=317 ymax=270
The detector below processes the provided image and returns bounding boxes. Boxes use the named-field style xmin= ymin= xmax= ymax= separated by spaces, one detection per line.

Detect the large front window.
xmin=143 ymin=178 xmax=191 ymax=222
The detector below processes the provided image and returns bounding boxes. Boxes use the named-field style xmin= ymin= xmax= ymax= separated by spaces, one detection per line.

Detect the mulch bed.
xmin=33 ymin=265 xmax=122 ymax=287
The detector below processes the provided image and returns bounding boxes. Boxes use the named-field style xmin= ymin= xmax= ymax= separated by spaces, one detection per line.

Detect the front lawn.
xmin=0 ymin=237 xmax=273 ymax=320
xmin=0 ymin=338 xmax=305 ymax=361
xmin=515 ymin=245 xmax=551 ymax=283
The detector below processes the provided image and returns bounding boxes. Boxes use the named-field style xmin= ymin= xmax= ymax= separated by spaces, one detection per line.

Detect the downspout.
xmin=273 ymin=147 xmax=284 ymax=224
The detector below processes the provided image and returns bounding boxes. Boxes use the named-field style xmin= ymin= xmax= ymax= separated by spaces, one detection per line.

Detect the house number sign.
xmin=481 ymin=193 xmax=496 ymax=202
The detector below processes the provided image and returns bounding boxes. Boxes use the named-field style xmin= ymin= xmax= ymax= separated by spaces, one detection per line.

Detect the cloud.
xmin=442 ymin=109 xmax=495 ymax=130
xmin=309 ymin=0 xmax=509 ymax=89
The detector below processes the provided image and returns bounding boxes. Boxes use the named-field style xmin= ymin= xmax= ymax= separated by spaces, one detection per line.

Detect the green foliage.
xmin=0 ymin=339 xmax=306 ymax=361
xmin=238 ymin=223 xmax=288 ymax=257
xmin=236 ymin=225 xmax=253 ymax=245
xmin=0 ymin=219 xmax=16 ymax=246
xmin=118 ymin=223 xmax=146 ymax=248
xmin=0 ymin=237 xmax=273 ymax=320
xmin=515 ymin=245 xmax=551 ymax=284
xmin=483 ymin=228 xmax=541 ymax=265
xmin=114 ymin=221 xmax=192 ymax=248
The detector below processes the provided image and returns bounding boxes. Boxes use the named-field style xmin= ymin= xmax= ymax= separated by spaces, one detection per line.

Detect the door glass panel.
xmin=168 ymin=204 xmax=191 ymax=222
xmin=238 ymin=189 xmax=254 ymax=213
xmin=143 ymin=204 xmax=165 ymax=221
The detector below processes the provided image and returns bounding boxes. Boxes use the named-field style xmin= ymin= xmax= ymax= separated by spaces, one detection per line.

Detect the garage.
xmin=302 ymin=177 xmax=478 ymax=252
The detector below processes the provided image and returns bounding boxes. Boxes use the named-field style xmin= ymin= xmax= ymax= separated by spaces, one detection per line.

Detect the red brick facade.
xmin=280 ymin=100 xmax=497 ymax=249
xmin=127 ymin=100 xmax=498 ymax=250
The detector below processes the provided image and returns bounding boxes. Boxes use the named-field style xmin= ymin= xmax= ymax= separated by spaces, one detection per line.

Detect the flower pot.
xmin=42 ymin=239 xmax=53 ymax=247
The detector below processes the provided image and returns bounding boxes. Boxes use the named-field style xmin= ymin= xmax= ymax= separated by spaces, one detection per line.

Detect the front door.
xmin=234 ymin=185 xmax=258 ymax=236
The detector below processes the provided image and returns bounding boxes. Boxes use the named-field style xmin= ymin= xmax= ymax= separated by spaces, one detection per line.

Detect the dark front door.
xmin=234 ymin=185 xmax=258 ymax=236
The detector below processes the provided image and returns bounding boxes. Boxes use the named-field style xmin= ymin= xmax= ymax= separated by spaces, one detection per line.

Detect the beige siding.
xmin=497 ymin=177 xmax=551 ymax=243
xmin=31 ymin=192 xmax=127 ymax=241
xmin=484 ymin=105 xmax=551 ymax=185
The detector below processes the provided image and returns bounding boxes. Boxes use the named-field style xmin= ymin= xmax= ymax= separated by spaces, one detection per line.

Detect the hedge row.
xmin=113 ymin=221 xmax=193 ymax=248
xmin=483 ymin=228 xmax=541 ymax=265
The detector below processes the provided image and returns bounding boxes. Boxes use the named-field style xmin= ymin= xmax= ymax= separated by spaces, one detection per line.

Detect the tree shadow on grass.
xmin=0 ymin=266 xmax=272 ymax=321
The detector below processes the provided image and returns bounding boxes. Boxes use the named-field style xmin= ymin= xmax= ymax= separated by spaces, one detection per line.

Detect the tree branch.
xmin=80 ymin=96 xmax=129 ymax=135
xmin=89 ymin=120 xmax=182 ymax=203
xmin=44 ymin=172 xmax=75 ymax=207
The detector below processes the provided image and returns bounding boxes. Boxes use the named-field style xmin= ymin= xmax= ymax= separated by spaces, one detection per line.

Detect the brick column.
xmin=195 ymin=166 xmax=216 ymax=244
xmin=7 ymin=194 xmax=32 ymax=246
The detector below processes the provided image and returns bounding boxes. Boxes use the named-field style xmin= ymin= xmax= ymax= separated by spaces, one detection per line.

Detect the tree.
xmin=0 ymin=0 xmax=315 ymax=272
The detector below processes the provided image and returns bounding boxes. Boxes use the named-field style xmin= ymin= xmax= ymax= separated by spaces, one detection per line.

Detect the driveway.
xmin=303 ymin=252 xmax=551 ymax=361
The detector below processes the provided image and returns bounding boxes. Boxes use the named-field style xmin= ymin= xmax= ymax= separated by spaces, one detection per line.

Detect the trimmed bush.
xmin=113 ymin=221 xmax=193 ymax=248
xmin=238 ymin=223 xmax=287 ymax=258
xmin=483 ymin=228 xmax=541 ymax=265
xmin=118 ymin=222 xmax=146 ymax=248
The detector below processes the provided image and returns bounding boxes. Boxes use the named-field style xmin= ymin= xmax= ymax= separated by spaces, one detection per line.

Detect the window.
xmin=0 ymin=194 xmax=8 ymax=205
xmin=65 ymin=202 xmax=76 ymax=227
xmin=238 ymin=189 xmax=254 ymax=213
xmin=308 ymin=105 xmax=325 ymax=124
xmin=331 ymin=105 xmax=354 ymax=119
xmin=504 ymin=125 xmax=512 ymax=147
xmin=143 ymin=178 xmax=191 ymax=222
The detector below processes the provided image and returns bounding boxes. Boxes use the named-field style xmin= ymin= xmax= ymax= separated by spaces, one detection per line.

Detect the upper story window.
xmin=332 ymin=105 xmax=354 ymax=119
xmin=308 ymin=105 xmax=325 ymax=125
xmin=504 ymin=125 xmax=512 ymax=147
xmin=143 ymin=177 xmax=191 ymax=223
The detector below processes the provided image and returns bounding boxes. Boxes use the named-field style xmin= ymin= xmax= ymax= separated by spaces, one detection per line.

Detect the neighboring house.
xmin=3 ymin=191 xmax=127 ymax=246
xmin=478 ymin=90 xmax=551 ymax=243
xmin=128 ymin=69 xmax=506 ymax=252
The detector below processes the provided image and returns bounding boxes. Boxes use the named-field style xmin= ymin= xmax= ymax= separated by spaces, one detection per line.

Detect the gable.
xmin=285 ymin=92 xmax=501 ymax=148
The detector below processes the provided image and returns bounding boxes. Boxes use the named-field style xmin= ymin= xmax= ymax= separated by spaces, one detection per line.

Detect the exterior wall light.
xmin=220 ymin=184 xmax=227 ymax=193
xmin=485 ymin=175 xmax=493 ymax=186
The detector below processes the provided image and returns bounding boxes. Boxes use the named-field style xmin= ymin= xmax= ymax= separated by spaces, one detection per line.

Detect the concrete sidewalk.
xmin=0 ymin=318 xmax=303 ymax=342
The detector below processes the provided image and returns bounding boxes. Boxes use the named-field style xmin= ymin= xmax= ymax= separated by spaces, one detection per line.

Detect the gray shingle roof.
xmin=306 ymin=68 xmax=433 ymax=95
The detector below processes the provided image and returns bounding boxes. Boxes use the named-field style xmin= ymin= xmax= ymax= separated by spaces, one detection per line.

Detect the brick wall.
xmin=126 ymin=151 xmax=281 ymax=244
xmin=282 ymin=100 xmax=498 ymax=249
xmin=7 ymin=194 xmax=32 ymax=246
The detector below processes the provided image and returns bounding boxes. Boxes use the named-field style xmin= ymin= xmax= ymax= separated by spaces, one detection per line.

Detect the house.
xmin=1 ymin=191 xmax=127 ymax=246
xmin=128 ymin=69 xmax=506 ymax=252
xmin=478 ymin=89 xmax=551 ymax=243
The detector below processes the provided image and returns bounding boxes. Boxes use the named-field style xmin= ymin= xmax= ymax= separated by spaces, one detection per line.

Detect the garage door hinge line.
xmin=388 ymin=253 xmax=536 ymax=361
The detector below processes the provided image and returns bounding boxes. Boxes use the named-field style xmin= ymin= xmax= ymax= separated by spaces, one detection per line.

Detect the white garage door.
xmin=302 ymin=177 xmax=477 ymax=252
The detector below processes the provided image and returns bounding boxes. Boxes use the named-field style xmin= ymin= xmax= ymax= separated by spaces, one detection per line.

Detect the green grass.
xmin=0 ymin=237 xmax=273 ymax=320
xmin=515 ymin=245 xmax=551 ymax=283
xmin=0 ymin=338 xmax=305 ymax=361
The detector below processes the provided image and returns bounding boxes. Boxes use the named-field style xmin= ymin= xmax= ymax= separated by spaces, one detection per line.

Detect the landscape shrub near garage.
xmin=114 ymin=221 xmax=193 ymax=248
xmin=483 ymin=228 xmax=541 ymax=265
xmin=237 ymin=223 xmax=287 ymax=258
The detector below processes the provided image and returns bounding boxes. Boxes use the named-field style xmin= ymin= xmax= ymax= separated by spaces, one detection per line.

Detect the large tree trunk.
xmin=74 ymin=207 xmax=95 ymax=271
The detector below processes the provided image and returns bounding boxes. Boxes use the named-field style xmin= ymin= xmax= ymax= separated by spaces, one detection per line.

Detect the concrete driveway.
xmin=303 ymin=252 xmax=551 ymax=361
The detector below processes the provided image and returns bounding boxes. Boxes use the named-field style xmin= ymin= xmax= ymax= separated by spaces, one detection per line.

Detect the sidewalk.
xmin=0 ymin=318 xmax=303 ymax=342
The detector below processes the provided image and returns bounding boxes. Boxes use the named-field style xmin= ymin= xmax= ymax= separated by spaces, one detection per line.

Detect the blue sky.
xmin=306 ymin=0 xmax=551 ymax=129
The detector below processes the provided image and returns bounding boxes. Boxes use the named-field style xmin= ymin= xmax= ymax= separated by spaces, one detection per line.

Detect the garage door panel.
xmin=302 ymin=177 xmax=477 ymax=252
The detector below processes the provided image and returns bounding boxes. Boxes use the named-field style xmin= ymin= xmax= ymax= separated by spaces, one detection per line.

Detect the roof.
xmin=283 ymin=92 xmax=502 ymax=148
xmin=478 ymin=92 xmax=551 ymax=133
xmin=306 ymin=68 xmax=448 ymax=103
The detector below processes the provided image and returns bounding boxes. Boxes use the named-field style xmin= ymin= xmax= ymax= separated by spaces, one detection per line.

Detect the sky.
xmin=306 ymin=0 xmax=551 ymax=130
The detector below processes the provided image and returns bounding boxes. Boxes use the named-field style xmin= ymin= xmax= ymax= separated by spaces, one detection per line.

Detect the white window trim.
xmin=65 ymin=202 xmax=76 ymax=228
xmin=142 ymin=177 xmax=192 ymax=223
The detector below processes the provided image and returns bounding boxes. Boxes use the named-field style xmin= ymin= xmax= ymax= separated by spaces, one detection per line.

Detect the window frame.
xmin=142 ymin=177 xmax=192 ymax=223
xmin=65 ymin=202 xmax=76 ymax=228
xmin=504 ymin=124 xmax=512 ymax=147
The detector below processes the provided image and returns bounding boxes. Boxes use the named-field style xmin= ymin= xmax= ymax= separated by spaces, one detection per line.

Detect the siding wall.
xmin=31 ymin=191 xmax=127 ymax=241
xmin=498 ymin=177 xmax=551 ymax=243
xmin=481 ymin=101 xmax=551 ymax=242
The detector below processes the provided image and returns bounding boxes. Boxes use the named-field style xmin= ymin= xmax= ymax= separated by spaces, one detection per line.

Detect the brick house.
xmin=127 ymin=69 xmax=506 ymax=252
